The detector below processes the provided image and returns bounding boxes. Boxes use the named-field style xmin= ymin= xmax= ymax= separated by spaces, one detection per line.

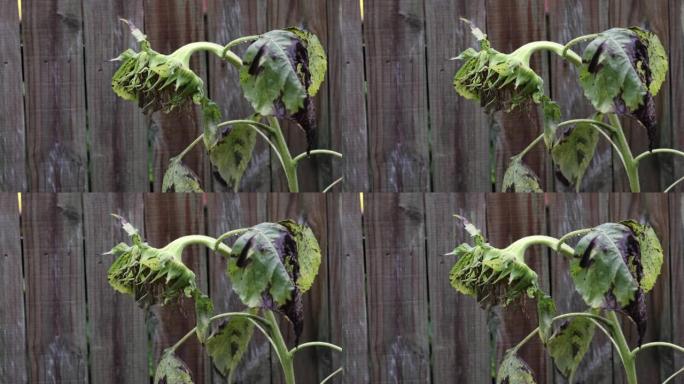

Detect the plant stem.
xmin=292 ymin=149 xmax=343 ymax=164
xmin=514 ymin=133 xmax=544 ymax=160
xmin=634 ymin=148 xmax=684 ymax=164
xmin=608 ymin=311 xmax=638 ymax=384
xmin=173 ymin=41 xmax=242 ymax=68
xmin=213 ymin=228 xmax=249 ymax=252
xmin=224 ymin=35 xmax=260 ymax=50
xmin=562 ymin=34 xmax=599 ymax=58
xmin=174 ymin=134 xmax=204 ymax=162
xmin=507 ymin=235 xmax=576 ymax=258
xmin=320 ymin=367 xmax=344 ymax=384
xmin=665 ymin=176 xmax=684 ymax=193
xmin=513 ymin=41 xmax=582 ymax=66
xmin=322 ymin=177 xmax=344 ymax=193
xmin=556 ymin=228 xmax=592 ymax=251
xmin=664 ymin=366 xmax=684 ymax=384
xmin=512 ymin=312 xmax=609 ymax=353
xmin=632 ymin=341 xmax=684 ymax=355
xmin=267 ymin=117 xmax=300 ymax=192
xmin=265 ymin=310 xmax=296 ymax=384
xmin=164 ymin=235 xmax=232 ymax=257
xmin=169 ymin=311 xmax=266 ymax=352
xmin=608 ymin=114 xmax=641 ymax=192
xmin=289 ymin=341 xmax=343 ymax=354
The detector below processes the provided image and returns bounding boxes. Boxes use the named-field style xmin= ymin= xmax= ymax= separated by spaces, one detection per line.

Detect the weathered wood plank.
xmin=205 ymin=193 xmax=271 ymax=384
xmin=0 ymin=194 xmax=26 ymax=381
xmin=669 ymin=193 xmax=684 ymax=382
xmin=83 ymin=2 xmax=147 ymax=192
xmin=268 ymin=193 xmax=330 ymax=384
xmin=425 ymin=1 xmax=489 ymax=191
xmin=327 ymin=193 xmax=369 ymax=383
xmin=671 ymin=0 xmax=684 ymax=192
xmin=0 ymin=3 xmax=26 ymax=191
xmin=144 ymin=0 xmax=208 ymax=192
xmin=425 ymin=193 xmax=489 ymax=382
xmin=326 ymin=0 xmax=369 ymax=192
xmin=609 ymin=193 xmax=672 ymax=381
xmin=82 ymin=193 xmax=148 ymax=383
xmin=547 ymin=1 xmax=612 ymax=192
xmin=144 ymin=193 xmax=208 ymax=382
xmin=485 ymin=193 xmax=549 ymax=381
xmin=364 ymin=193 xmax=430 ymax=383
xmin=23 ymin=193 xmax=87 ymax=382
xmin=22 ymin=0 xmax=88 ymax=191
xmin=547 ymin=193 xmax=613 ymax=383
xmin=486 ymin=0 xmax=548 ymax=191
xmin=364 ymin=0 xmax=430 ymax=192
xmin=206 ymin=1 xmax=271 ymax=192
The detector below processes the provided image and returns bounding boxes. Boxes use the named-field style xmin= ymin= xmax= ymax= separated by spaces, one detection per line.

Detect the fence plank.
xmin=547 ymin=193 xmax=613 ymax=383
xmin=547 ymin=1 xmax=613 ymax=192
xmin=609 ymin=0 xmax=672 ymax=192
xmin=83 ymin=2 xmax=147 ymax=192
xmin=268 ymin=193 xmax=330 ymax=383
xmin=205 ymin=193 xmax=271 ymax=384
xmin=326 ymin=1 xmax=369 ymax=192
xmin=144 ymin=193 xmax=208 ymax=382
xmin=22 ymin=0 xmax=87 ymax=191
xmin=0 ymin=194 xmax=26 ymax=381
xmin=425 ymin=1 xmax=489 ymax=191
xmin=364 ymin=193 xmax=430 ymax=382
xmin=23 ymin=193 xmax=87 ymax=383
xmin=327 ymin=193 xmax=369 ymax=383
xmin=672 ymin=0 xmax=684 ymax=193
xmin=669 ymin=194 xmax=684 ymax=383
xmin=425 ymin=193 xmax=489 ymax=382
xmin=144 ymin=0 xmax=208 ymax=192
xmin=486 ymin=0 xmax=548 ymax=191
xmin=364 ymin=0 xmax=430 ymax=192
xmin=206 ymin=0 xmax=271 ymax=192
xmin=485 ymin=193 xmax=550 ymax=381
xmin=0 ymin=3 xmax=26 ymax=191
xmin=609 ymin=193 xmax=672 ymax=382
xmin=82 ymin=193 xmax=148 ymax=383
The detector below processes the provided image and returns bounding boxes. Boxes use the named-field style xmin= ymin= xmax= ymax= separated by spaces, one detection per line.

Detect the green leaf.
xmin=502 ymin=159 xmax=543 ymax=193
xmin=201 ymin=99 xmax=223 ymax=150
xmin=630 ymin=27 xmax=668 ymax=96
xmin=209 ymin=121 xmax=257 ymax=192
xmin=206 ymin=310 xmax=257 ymax=378
xmin=497 ymin=351 xmax=536 ymax=384
xmin=193 ymin=291 xmax=213 ymax=343
xmin=154 ymin=350 xmax=194 ymax=384
xmin=285 ymin=27 xmax=327 ymax=96
xmin=547 ymin=316 xmax=596 ymax=379
xmin=279 ymin=220 xmax=321 ymax=293
xmin=542 ymin=98 xmax=561 ymax=150
xmin=162 ymin=159 xmax=203 ymax=193
xmin=551 ymin=120 xmax=599 ymax=191
xmin=620 ymin=220 xmax=663 ymax=292
xmin=536 ymin=292 xmax=556 ymax=343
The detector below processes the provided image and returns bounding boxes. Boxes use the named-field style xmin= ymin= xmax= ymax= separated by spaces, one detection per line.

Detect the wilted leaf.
xmin=536 ymin=292 xmax=556 ymax=343
xmin=162 ymin=159 xmax=203 ymax=193
xmin=502 ymin=159 xmax=543 ymax=193
xmin=206 ymin=310 xmax=257 ymax=377
xmin=202 ymin=99 xmax=223 ymax=150
xmin=547 ymin=316 xmax=596 ymax=379
xmin=497 ymin=351 xmax=536 ymax=384
xmin=551 ymin=120 xmax=599 ymax=191
xmin=621 ymin=220 xmax=663 ymax=292
xmin=154 ymin=350 xmax=194 ymax=384
xmin=542 ymin=98 xmax=561 ymax=150
xmin=209 ymin=121 xmax=257 ymax=191
xmin=279 ymin=220 xmax=321 ymax=293
xmin=193 ymin=291 xmax=213 ymax=343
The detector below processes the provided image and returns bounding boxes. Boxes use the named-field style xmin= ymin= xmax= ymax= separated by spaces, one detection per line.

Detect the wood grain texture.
xmin=0 ymin=194 xmax=26 ymax=381
xmin=609 ymin=193 xmax=672 ymax=382
xmin=669 ymin=194 xmax=684 ymax=383
xmin=144 ymin=0 xmax=208 ymax=192
xmin=0 ymin=3 xmax=26 ymax=191
xmin=425 ymin=1 xmax=489 ymax=192
xmin=364 ymin=193 xmax=430 ymax=383
xmin=547 ymin=193 xmax=613 ymax=383
xmin=83 ymin=2 xmax=147 ymax=192
xmin=205 ymin=193 xmax=271 ymax=384
xmin=485 ymin=193 xmax=549 ymax=381
xmin=609 ymin=0 xmax=672 ymax=192
xmin=364 ymin=0 xmax=430 ymax=192
xmin=327 ymin=193 xmax=369 ymax=383
xmin=144 ymin=193 xmax=208 ymax=383
xmin=22 ymin=0 xmax=88 ymax=191
xmin=547 ymin=1 xmax=613 ymax=192
xmin=486 ymin=0 xmax=548 ymax=191
xmin=425 ymin=193 xmax=489 ymax=382
xmin=326 ymin=0 xmax=369 ymax=192
xmin=82 ymin=193 xmax=148 ymax=383
xmin=206 ymin=0 xmax=271 ymax=192
xmin=23 ymin=193 xmax=87 ymax=383
xmin=268 ymin=193 xmax=330 ymax=384
xmin=671 ymin=0 xmax=684 ymax=192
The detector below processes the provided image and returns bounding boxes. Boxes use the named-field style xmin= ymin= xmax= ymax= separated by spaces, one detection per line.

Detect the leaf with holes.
xmin=547 ymin=316 xmax=596 ymax=379
xmin=502 ymin=158 xmax=543 ymax=192
xmin=551 ymin=120 xmax=599 ymax=191
xmin=209 ymin=121 xmax=257 ymax=191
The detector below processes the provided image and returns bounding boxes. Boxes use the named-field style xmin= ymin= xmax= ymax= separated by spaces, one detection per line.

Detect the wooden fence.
xmin=0 ymin=192 xmax=682 ymax=383
xmin=0 ymin=0 xmax=681 ymax=192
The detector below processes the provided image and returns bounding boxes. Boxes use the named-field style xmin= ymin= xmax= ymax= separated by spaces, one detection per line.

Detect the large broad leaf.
xmin=209 ymin=121 xmax=257 ymax=191
xmin=162 ymin=158 xmax=203 ymax=193
xmin=502 ymin=159 xmax=543 ymax=193
xmin=579 ymin=27 xmax=668 ymax=149
xmin=279 ymin=220 xmax=321 ymax=293
xmin=621 ymin=220 xmax=663 ymax=292
xmin=551 ymin=120 xmax=599 ymax=191
xmin=206 ymin=310 xmax=257 ymax=378
xmin=497 ymin=351 xmax=536 ymax=384
xmin=154 ymin=350 xmax=194 ymax=384
xmin=240 ymin=28 xmax=327 ymax=152
xmin=547 ymin=316 xmax=596 ymax=379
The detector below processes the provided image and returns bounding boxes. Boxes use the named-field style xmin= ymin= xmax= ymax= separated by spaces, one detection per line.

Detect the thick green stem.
xmin=513 ymin=41 xmax=582 ymax=66
xmin=267 ymin=117 xmax=299 ymax=192
xmin=608 ymin=311 xmax=638 ymax=384
xmin=164 ymin=235 xmax=232 ymax=257
xmin=173 ymin=41 xmax=242 ymax=68
xmin=265 ymin=310 xmax=296 ymax=384
xmin=608 ymin=114 xmax=640 ymax=192
xmin=507 ymin=235 xmax=576 ymax=258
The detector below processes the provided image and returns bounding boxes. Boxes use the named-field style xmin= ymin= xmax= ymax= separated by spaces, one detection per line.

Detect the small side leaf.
xmin=193 ymin=291 xmax=213 ymax=343
xmin=536 ymin=292 xmax=556 ymax=343
xmin=154 ymin=350 xmax=194 ymax=384
xmin=209 ymin=122 xmax=257 ymax=191
xmin=497 ymin=351 xmax=536 ymax=384
xmin=547 ymin=316 xmax=596 ymax=379
xmin=206 ymin=310 xmax=257 ymax=377
xmin=162 ymin=159 xmax=203 ymax=193
xmin=551 ymin=120 xmax=599 ymax=191
xmin=542 ymin=98 xmax=561 ymax=150
xmin=502 ymin=159 xmax=543 ymax=193
xmin=202 ymin=99 xmax=223 ymax=150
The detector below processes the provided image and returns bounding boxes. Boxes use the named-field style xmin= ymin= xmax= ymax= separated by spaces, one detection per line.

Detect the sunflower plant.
xmin=112 ymin=20 xmax=342 ymax=192
xmin=453 ymin=19 xmax=680 ymax=192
